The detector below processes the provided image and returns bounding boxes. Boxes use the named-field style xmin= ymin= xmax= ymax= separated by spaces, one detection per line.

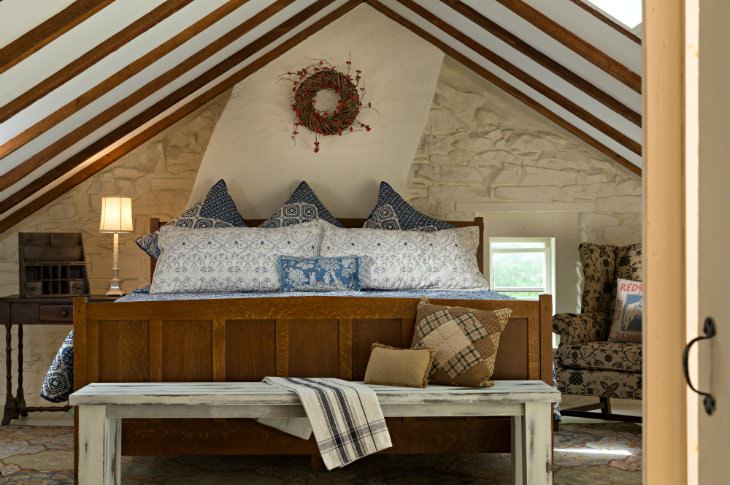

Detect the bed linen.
xmin=40 ymin=288 xmax=511 ymax=403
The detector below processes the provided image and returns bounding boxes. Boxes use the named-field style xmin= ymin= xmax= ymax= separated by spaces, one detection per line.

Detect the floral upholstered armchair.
xmin=553 ymin=242 xmax=642 ymax=421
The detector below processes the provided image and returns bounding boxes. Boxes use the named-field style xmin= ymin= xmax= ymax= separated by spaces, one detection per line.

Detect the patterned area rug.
xmin=0 ymin=422 xmax=640 ymax=484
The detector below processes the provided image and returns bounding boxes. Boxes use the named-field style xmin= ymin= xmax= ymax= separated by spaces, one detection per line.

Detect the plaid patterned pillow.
xmin=411 ymin=300 xmax=512 ymax=387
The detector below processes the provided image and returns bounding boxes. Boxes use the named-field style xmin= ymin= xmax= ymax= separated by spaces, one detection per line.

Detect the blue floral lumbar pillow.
xmin=136 ymin=179 xmax=246 ymax=259
xmin=260 ymin=181 xmax=343 ymax=228
xmin=279 ymin=255 xmax=361 ymax=292
xmin=364 ymin=181 xmax=453 ymax=231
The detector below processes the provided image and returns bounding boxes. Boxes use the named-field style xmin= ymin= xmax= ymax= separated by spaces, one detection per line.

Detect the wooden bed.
xmin=73 ymin=216 xmax=552 ymax=470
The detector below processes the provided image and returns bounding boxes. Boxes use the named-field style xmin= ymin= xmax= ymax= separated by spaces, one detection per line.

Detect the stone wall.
xmin=407 ymin=57 xmax=642 ymax=314
xmin=407 ymin=57 xmax=642 ymax=246
xmin=0 ymin=92 xmax=230 ymax=409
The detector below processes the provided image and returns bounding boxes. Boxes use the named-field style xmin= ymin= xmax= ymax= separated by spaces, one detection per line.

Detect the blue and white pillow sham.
xmin=150 ymin=221 xmax=322 ymax=293
xmin=279 ymin=255 xmax=361 ymax=292
xmin=136 ymin=179 xmax=246 ymax=259
xmin=364 ymin=181 xmax=453 ymax=231
xmin=261 ymin=181 xmax=343 ymax=228
xmin=319 ymin=222 xmax=487 ymax=290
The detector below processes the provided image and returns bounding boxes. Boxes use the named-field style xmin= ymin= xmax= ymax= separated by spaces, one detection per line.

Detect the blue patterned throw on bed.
xmin=40 ymin=331 xmax=74 ymax=403
xmin=364 ymin=181 xmax=454 ymax=231
xmin=279 ymin=255 xmax=361 ymax=292
xmin=261 ymin=181 xmax=343 ymax=228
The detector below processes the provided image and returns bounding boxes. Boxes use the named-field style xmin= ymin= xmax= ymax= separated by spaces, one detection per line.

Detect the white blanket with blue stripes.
xmin=260 ymin=377 xmax=392 ymax=470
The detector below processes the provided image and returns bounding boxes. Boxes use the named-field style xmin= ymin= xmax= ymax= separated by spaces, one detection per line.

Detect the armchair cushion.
xmin=555 ymin=368 xmax=642 ymax=400
xmin=552 ymin=312 xmax=609 ymax=345
xmin=578 ymin=243 xmax=617 ymax=314
xmin=557 ymin=341 xmax=642 ymax=373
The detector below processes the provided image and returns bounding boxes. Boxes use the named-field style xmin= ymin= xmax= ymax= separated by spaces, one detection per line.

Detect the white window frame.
xmin=488 ymin=237 xmax=554 ymax=299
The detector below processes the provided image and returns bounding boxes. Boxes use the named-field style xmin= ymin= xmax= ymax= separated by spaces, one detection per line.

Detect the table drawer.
xmin=39 ymin=305 xmax=73 ymax=322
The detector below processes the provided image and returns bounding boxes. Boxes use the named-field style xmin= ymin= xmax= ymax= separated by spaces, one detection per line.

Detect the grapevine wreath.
xmin=283 ymin=58 xmax=374 ymax=153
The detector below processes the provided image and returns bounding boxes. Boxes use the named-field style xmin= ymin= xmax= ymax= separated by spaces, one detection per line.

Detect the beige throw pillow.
xmin=364 ymin=344 xmax=434 ymax=388
xmin=411 ymin=300 xmax=512 ymax=387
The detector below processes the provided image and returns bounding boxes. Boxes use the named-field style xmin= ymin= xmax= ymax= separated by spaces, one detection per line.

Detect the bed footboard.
xmin=73 ymin=295 xmax=552 ymax=459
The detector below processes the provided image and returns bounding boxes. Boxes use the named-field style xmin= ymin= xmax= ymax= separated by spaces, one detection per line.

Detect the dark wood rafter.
xmin=495 ymin=0 xmax=642 ymax=93
xmin=396 ymin=0 xmax=641 ymax=155
xmin=0 ymin=0 xmax=113 ymax=75
xmin=0 ymin=0 xmax=298 ymax=192
xmin=0 ymin=0 xmax=196 ymax=127
xmin=0 ymin=0 xmax=247 ymax=157
xmin=0 ymin=1 xmax=363 ymax=232
xmin=365 ymin=0 xmax=641 ymax=177
xmin=567 ymin=0 xmax=642 ymax=44
xmin=441 ymin=0 xmax=641 ymax=126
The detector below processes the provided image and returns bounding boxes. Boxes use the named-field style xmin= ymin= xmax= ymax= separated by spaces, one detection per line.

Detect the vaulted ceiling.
xmin=0 ymin=0 xmax=642 ymax=233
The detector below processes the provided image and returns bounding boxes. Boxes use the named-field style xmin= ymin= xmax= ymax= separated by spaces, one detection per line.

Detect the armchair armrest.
xmin=552 ymin=312 xmax=609 ymax=345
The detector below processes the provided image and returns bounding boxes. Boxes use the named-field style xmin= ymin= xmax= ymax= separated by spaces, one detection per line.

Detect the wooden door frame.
xmin=643 ymin=0 xmax=688 ymax=484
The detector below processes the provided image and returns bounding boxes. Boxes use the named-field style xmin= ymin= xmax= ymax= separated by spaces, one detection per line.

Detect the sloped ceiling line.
xmin=366 ymin=0 xmax=639 ymax=174
xmin=0 ymin=0 xmax=195 ymax=125
xmin=0 ymin=0 xmax=297 ymax=191
xmin=441 ymin=0 xmax=640 ymax=126
xmin=0 ymin=0 xmax=359 ymax=230
xmin=396 ymin=0 xmax=641 ymax=154
xmin=0 ymin=0 xmax=642 ymax=233
xmin=0 ymin=0 xmax=113 ymax=74
xmin=496 ymin=0 xmax=642 ymax=92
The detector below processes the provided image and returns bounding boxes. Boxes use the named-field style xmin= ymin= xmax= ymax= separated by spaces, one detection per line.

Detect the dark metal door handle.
xmin=683 ymin=317 xmax=717 ymax=415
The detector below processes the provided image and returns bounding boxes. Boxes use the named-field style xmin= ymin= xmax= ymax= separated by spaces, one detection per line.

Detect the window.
xmin=488 ymin=237 xmax=554 ymax=300
xmin=583 ymin=0 xmax=642 ymax=29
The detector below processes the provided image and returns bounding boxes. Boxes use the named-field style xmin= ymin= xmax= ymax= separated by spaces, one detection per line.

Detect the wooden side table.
xmin=1 ymin=295 xmax=117 ymax=425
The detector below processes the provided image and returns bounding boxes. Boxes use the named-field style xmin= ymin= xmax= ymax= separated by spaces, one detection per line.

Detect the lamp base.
xmin=106 ymin=278 xmax=123 ymax=297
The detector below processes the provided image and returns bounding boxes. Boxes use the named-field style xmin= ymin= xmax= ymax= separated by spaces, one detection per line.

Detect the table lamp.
xmin=99 ymin=196 xmax=133 ymax=296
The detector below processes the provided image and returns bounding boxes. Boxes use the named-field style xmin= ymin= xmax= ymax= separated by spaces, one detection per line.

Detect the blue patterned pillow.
xmin=279 ymin=255 xmax=361 ymax=292
xmin=136 ymin=179 xmax=245 ymax=259
xmin=199 ymin=179 xmax=246 ymax=226
xmin=40 ymin=330 xmax=74 ymax=403
xmin=364 ymin=181 xmax=453 ymax=231
xmin=261 ymin=181 xmax=343 ymax=228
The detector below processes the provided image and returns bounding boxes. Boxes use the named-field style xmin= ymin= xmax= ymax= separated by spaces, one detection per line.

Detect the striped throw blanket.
xmin=260 ymin=377 xmax=392 ymax=470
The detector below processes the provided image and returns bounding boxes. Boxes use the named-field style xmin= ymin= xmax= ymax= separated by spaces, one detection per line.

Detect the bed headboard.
xmin=148 ymin=217 xmax=485 ymax=280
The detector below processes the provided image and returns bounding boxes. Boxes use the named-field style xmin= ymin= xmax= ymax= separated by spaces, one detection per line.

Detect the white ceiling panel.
xmin=0 ymin=0 xmax=166 ymax=101
xmin=0 ymin=0 xmax=76 ymax=48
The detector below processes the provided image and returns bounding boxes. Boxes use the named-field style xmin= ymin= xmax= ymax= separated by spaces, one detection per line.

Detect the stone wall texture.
xmin=0 ymin=92 xmax=230 ymax=408
xmin=407 ymin=57 xmax=642 ymax=246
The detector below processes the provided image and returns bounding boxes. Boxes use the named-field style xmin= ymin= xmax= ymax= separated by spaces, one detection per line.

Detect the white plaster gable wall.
xmin=190 ymin=3 xmax=444 ymax=217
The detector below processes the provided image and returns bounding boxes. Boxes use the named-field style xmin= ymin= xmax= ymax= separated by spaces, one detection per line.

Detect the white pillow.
xmin=319 ymin=223 xmax=487 ymax=290
xmin=150 ymin=221 xmax=322 ymax=293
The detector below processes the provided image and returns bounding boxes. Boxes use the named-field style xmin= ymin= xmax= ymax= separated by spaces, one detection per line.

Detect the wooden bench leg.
xmin=511 ymin=415 xmax=525 ymax=485
xmin=521 ymin=402 xmax=553 ymax=485
xmin=78 ymin=405 xmax=121 ymax=485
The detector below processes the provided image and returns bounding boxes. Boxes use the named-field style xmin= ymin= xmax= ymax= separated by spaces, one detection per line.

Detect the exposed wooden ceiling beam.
xmin=0 ymin=0 xmax=247 ymax=158
xmin=495 ymin=0 xmax=642 ymax=93
xmin=442 ymin=0 xmax=640 ymax=126
xmin=396 ymin=0 xmax=641 ymax=155
xmin=0 ymin=0 xmax=297 ymax=192
xmin=366 ymin=0 xmax=641 ymax=176
xmin=0 ymin=0 xmax=195 ymax=126
xmin=567 ymin=0 xmax=642 ymax=44
xmin=0 ymin=0 xmax=363 ymax=228
xmin=0 ymin=0 xmax=113 ymax=75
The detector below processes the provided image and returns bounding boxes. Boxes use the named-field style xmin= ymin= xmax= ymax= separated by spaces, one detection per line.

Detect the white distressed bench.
xmin=70 ymin=380 xmax=559 ymax=485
